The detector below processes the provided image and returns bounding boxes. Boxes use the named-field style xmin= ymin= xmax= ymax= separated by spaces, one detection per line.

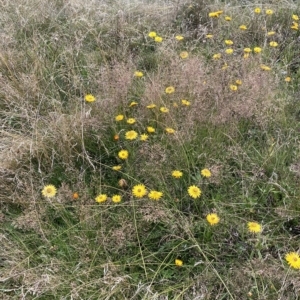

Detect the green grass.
xmin=1 ymin=0 xmax=300 ymax=299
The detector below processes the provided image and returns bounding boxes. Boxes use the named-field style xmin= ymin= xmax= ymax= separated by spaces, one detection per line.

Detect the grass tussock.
xmin=1 ymin=0 xmax=300 ymax=299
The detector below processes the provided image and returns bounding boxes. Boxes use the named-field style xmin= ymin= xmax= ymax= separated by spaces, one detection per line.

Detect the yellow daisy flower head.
xmin=244 ymin=48 xmax=252 ymax=53
xmin=225 ymin=40 xmax=233 ymax=45
xmin=225 ymin=48 xmax=234 ymax=55
xmin=201 ymin=168 xmax=211 ymax=178
xmin=213 ymin=53 xmax=221 ymax=60
xmin=172 ymin=170 xmax=183 ymax=178
xmin=84 ymin=94 xmax=96 ymax=103
xmin=147 ymin=126 xmax=155 ymax=133
xmin=206 ymin=213 xmax=220 ymax=226
xmin=129 ymin=101 xmax=138 ymax=107
xmin=235 ymin=79 xmax=242 ymax=85
xmin=260 ymin=64 xmax=271 ymax=71
xmin=188 ymin=185 xmax=201 ymax=199
xmin=140 ymin=133 xmax=149 ymax=141
xmin=132 ymin=184 xmax=147 ymax=198
xmin=148 ymin=190 xmax=163 ymax=200
xmin=253 ymin=47 xmax=262 ymax=53
xmin=160 ymin=107 xmax=169 ymax=113
xmin=291 ymin=22 xmax=299 ymax=30
xmin=265 ymin=9 xmax=274 ymax=15
xmin=175 ymin=259 xmax=183 ymax=266
xmin=285 ymin=76 xmax=291 ymax=82
xmin=292 ymin=14 xmax=299 ymax=21
xmin=148 ymin=31 xmax=157 ymax=38
xmin=112 ymin=195 xmax=122 ymax=203
xmin=225 ymin=16 xmax=232 ymax=21
xmin=127 ymin=118 xmax=136 ymax=124
xmin=180 ymin=51 xmax=189 ymax=59
xmin=247 ymin=221 xmax=262 ymax=233
xmin=239 ymin=25 xmax=247 ymax=30
xmin=42 ymin=185 xmax=57 ymax=198
xmin=115 ymin=114 xmax=124 ymax=121
xmin=134 ymin=71 xmax=143 ymax=77
xmin=95 ymin=194 xmax=107 ymax=203
xmin=230 ymin=84 xmax=238 ymax=91
xmin=254 ymin=7 xmax=261 ymax=14
xmin=209 ymin=10 xmax=223 ymax=18
xmin=269 ymin=41 xmax=278 ymax=47
xmin=175 ymin=35 xmax=184 ymax=41
xmin=125 ymin=130 xmax=138 ymax=140
xmin=165 ymin=127 xmax=175 ymax=134
xmin=118 ymin=149 xmax=129 ymax=160
xmin=112 ymin=165 xmax=122 ymax=171
xmin=285 ymin=252 xmax=300 ymax=269
xmin=154 ymin=36 xmax=163 ymax=43
xmin=165 ymin=86 xmax=175 ymax=94
xmin=267 ymin=31 xmax=276 ymax=36
xmin=206 ymin=34 xmax=214 ymax=39
xmin=181 ymin=99 xmax=191 ymax=106
xmin=146 ymin=104 xmax=156 ymax=109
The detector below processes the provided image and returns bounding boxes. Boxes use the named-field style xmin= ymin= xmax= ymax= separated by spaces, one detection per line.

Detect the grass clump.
xmin=1 ymin=0 xmax=300 ymax=299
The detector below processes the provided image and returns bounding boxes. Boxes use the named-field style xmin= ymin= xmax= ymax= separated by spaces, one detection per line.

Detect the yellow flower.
xmin=267 ymin=31 xmax=276 ymax=36
xmin=285 ymin=252 xmax=300 ymax=269
xmin=213 ymin=53 xmax=221 ymax=60
xmin=180 ymin=51 xmax=189 ymax=59
xmin=244 ymin=48 xmax=252 ymax=53
xmin=42 ymin=185 xmax=57 ymax=198
xmin=118 ymin=150 xmax=129 ymax=160
xmin=175 ymin=259 xmax=183 ymax=266
xmin=260 ymin=64 xmax=271 ymax=71
xmin=112 ymin=165 xmax=122 ymax=171
xmin=285 ymin=77 xmax=291 ymax=82
xmin=154 ymin=36 xmax=163 ymax=42
xmin=95 ymin=194 xmax=107 ymax=203
xmin=160 ymin=107 xmax=169 ymax=113
xmin=235 ymin=79 xmax=242 ymax=85
xmin=206 ymin=213 xmax=220 ymax=226
xmin=225 ymin=40 xmax=233 ymax=45
xmin=253 ymin=47 xmax=262 ymax=53
xmin=127 ymin=118 xmax=136 ymax=124
xmin=291 ymin=22 xmax=299 ymax=30
xmin=147 ymin=126 xmax=155 ymax=133
xmin=201 ymin=168 xmax=211 ymax=178
xmin=132 ymin=184 xmax=147 ymax=198
xmin=206 ymin=34 xmax=214 ymax=39
xmin=239 ymin=25 xmax=247 ymax=30
xmin=115 ymin=114 xmax=124 ymax=121
xmin=225 ymin=48 xmax=233 ymax=55
xmin=222 ymin=63 xmax=228 ymax=70
xmin=292 ymin=14 xmax=299 ymax=21
xmin=125 ymin=130 xmax=138 ymax=140
xmin=181 ymin=99 xmax=191 ymax=106
xmin=175 ymin=35 xmax=184 ymax=41
xmin=225 ymin=16 xmax=232 ymax=21
xmin=269 ymin=41 xmax=278 ymax=47
xmin=84 ymin=94 xmax=96 ymax=103
xmin=165 ymin=86 xmax=175 ymax=94
xmin=265 ymin=9 xmax=273 ymax=15
xmin=112 ymin=195 xmax=122 ymax=203
xmin=247 ymin=221 xmax=262 ymax=233
xmin=172 ymin=170 xmax=183 ymax=178
xmin=140 ymin=134 xmax=149 ymax=141
xmin=148 ymin=190 xmax=163 ymax=200
xmin=146 ymin=104 xmax=156 ymax=109
xmin=148 ymin=31 xmax=156 ymax=38
xmin=129 ymin=101 xmax=138 ymax=107
xmin=209 ymin=10 xmax=223 ymax=18
xmin=230 ymin=84 xmax=238 ymax=91
xmin=134 ymin=71 xmax=143 ymax=77
xmin=188 ymin=185 xmax=201 ymax=199
xmin=165 ymin=127 xmax=175 ymax=134
xmin=254 ymin=7 xmax=261 ymax=14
